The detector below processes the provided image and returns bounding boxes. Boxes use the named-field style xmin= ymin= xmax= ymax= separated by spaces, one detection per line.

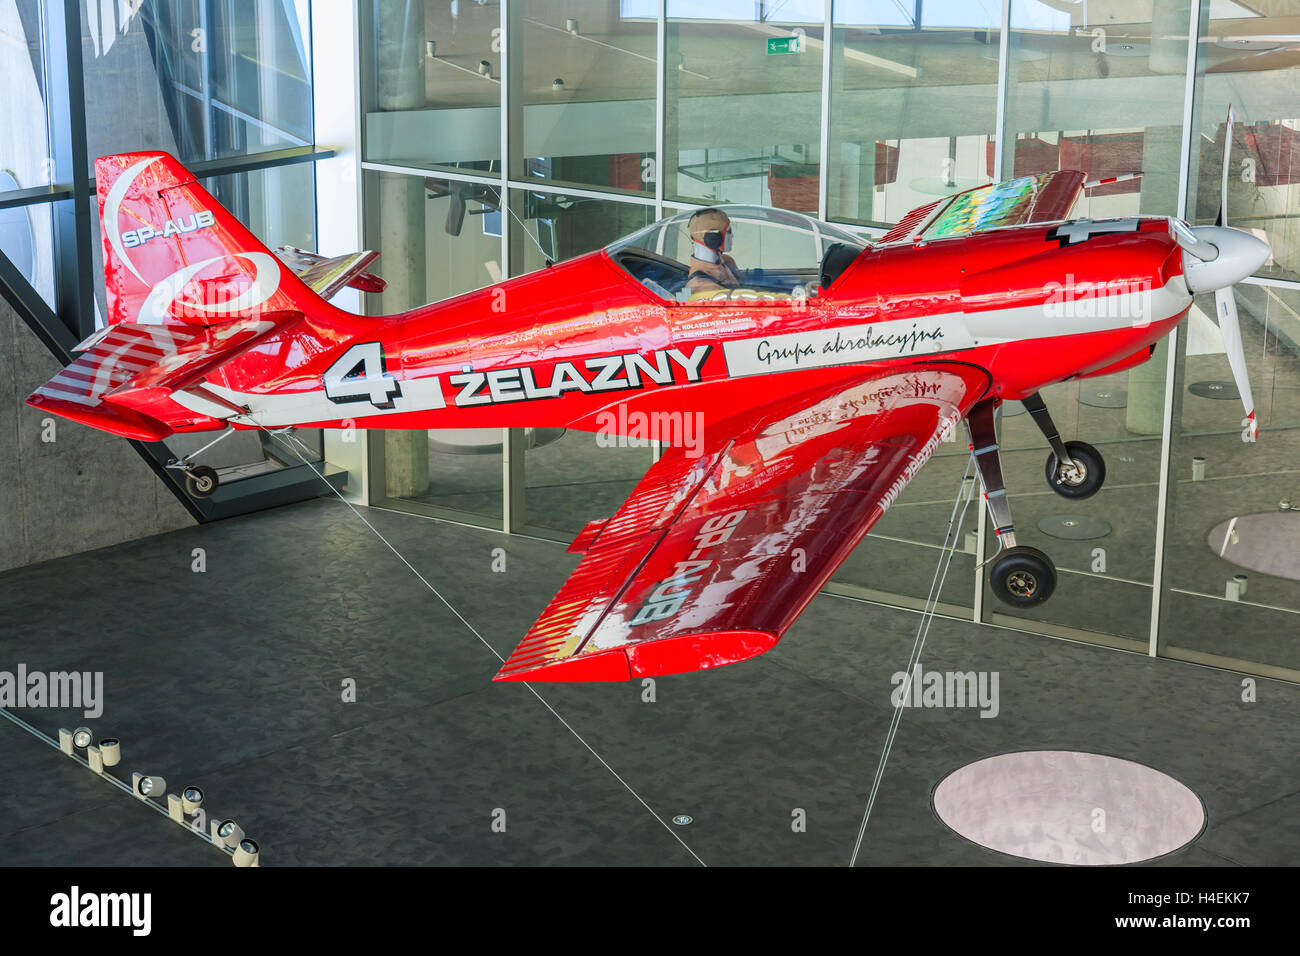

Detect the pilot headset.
xmin=691 ymin=210 xmax=734 ymax=255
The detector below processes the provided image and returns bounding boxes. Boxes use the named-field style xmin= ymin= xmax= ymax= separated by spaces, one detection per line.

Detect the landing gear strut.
xmin=165 ymin=428 xmax=235 ymax=499
xmin=1023 ymin=392 xmax=1106 ymax=499
xmin=965 ymin=397 xmax=1057 ymax=607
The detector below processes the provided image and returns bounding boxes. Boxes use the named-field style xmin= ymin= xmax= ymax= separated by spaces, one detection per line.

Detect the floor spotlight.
xmin=133 ymin=774 xmax=166 ymax=799
xmin=217 ymin=819 xmax=244 ymax=848
xmin=58 ymin=728 xmax=73 ymax=755
xmin=478 ymin=59 xmax=492 ymax=78
xmin=99 ymin=738 xmax=121 ymax=767
xmin=72 ymin=727 xmax=94 ymax=749
xmin=231 ymin=838 xmax=260 ymax=867
xmin=181 ymin=786 xmax=204 ymax=814
xmin=87 ymin=745 xmax=104 ymax=774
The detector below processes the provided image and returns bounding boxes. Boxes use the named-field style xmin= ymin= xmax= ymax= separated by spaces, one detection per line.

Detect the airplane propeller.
xmin=1170 ymin=105 xmax=1271 ymax=440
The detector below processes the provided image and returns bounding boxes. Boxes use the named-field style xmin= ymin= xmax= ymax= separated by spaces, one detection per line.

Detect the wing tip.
xmin=494 ymin=648 xmax=632 ymax=683
xmin=493 ymin=629 xmax=779 ymax=683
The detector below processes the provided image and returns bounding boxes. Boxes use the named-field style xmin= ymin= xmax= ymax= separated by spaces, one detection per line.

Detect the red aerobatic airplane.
xmin=28 ymin=118 xmax=1268 ymax=683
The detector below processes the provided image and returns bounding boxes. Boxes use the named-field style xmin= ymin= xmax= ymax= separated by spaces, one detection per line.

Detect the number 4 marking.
xmin=324 ymin=342 xmax=402 ymax=409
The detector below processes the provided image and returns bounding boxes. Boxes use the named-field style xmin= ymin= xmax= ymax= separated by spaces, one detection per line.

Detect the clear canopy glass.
xmin=606 ymin=204 xmax=868 ymax=302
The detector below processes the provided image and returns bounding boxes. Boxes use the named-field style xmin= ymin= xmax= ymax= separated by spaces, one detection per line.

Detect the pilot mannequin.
xmin=685 ymin=208 xmax=744 ymax=294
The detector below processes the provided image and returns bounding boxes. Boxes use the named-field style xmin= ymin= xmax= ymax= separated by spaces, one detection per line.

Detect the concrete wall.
xmin=0 ymin=298 xmax=194 ymax=573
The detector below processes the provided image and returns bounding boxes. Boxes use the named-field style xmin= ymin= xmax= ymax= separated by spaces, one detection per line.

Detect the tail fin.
xmin=97 ymin=151 xmax=307 ymax=326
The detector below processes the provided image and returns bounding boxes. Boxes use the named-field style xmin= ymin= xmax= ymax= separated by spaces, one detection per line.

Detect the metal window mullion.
xmin=817 ymin=0 xmax=832 ymax=220
xmin=992 ymin=0 xmax=1011 ymax=181
xmin=1148 ymin=0 xmax=1204 ymax=657
xmin=655 ymin=0 xmax=666 ymax=220
xmin=650 ymin=0 xmax=666 ymax=464
xmin=47 ymin=0 xmax=95 ymax=342
xmin=1174 ymin=0 xmax=1203 ymax=219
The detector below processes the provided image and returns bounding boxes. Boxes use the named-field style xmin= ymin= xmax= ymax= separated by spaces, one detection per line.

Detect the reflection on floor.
xmin=0 ymin=498 xmax=1297 ymax=866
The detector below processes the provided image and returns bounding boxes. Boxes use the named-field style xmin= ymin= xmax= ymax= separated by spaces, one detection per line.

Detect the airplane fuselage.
xmin=171 ymin=216 xmax=1189 ymax=437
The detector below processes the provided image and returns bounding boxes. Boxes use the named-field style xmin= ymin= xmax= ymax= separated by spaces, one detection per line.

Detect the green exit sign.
xmin=766 ymin=35 xmax=801 ymax=55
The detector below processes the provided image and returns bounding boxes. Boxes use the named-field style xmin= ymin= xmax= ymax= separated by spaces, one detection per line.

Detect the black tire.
xmin=990 ymin=546 xmax=1056 ymax=607
xmin=185 ymin=465 xmax=219 ymax=498
xmin=1044 ymin=440 xmax=1105 ymax=500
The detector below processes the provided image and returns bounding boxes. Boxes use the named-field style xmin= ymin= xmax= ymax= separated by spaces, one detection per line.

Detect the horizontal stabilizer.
xmin=275 ymin=246 xmax=387 ymax=299
xmin=26 ymin=313 xmax=300 ymax=440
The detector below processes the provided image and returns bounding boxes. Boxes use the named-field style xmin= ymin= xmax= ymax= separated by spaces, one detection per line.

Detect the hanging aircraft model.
xmin=27 ymin=111 xmax=1269 ymax=682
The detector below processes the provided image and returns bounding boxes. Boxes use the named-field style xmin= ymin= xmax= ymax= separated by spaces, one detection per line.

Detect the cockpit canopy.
xmin=605 ymin=205 xmax=868 ymax=305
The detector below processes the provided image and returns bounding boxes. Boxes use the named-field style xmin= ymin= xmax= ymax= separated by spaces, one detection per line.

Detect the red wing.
xmin=495 ymin=363 xmax=990 ymax=682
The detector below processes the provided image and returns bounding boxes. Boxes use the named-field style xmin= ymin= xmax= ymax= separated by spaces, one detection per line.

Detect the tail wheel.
xmin=185 ymin=465 xmax=219 ymax=498
xmin=990 ymin=546 xmax=1057 ymax=607
xmin=1045 ymin=440 xmax=1105 ymax=500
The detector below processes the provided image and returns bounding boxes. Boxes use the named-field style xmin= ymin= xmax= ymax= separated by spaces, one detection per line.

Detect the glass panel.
xmin=3 ymin=1 xmax=52 ymax=193
xmin=1004 ymin=0 xmax=1187 ymax=218
xmin=515 ymin=3 xmax=656 ymax=194
xmin=665 ymin=1 xmax=824 ymax=212
xmin=80 ymin=0 xmax=313 ymax=167
xmin=828 ymin=0 xmax=1001 ymax=227
xmin=363 ymin=0 xmax=501 ymax=173
xmin=1190 ymin=5 xmax=1300 ymax=282
xmin=0 ymin=195 xmax=56 ymax=310
xmin=364 ymin=168 xmax=505 ymax=525
xmin=509 ymin=185 xmax=654 ymax=274
xmin=1160 ymin=284 xmax=1300 ymax=673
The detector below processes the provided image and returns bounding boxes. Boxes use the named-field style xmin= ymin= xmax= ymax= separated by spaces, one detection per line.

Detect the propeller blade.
xmin=1214 ymin=286 xmax=1258 ymax=440
xmin=1217 ymin=105 xmax=1235 ymax=227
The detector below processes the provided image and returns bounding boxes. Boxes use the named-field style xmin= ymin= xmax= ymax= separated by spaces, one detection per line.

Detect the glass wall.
xmin=827 ymin=1 xmax=1001 ymax=227
xmin=81 ymin=0 xmax=313 ymax=165
xmin=665 ymin=1 xmax=825 ymax=212
xmin=357 ymin=1 xmax=1300 ymax=684
xmin=516 ymin=3 xmax=657 ymax=194
xmin=362 ymin=0 xmax=501 ymax=173
xmin=1 ymin=0 xmax=332 ymax=521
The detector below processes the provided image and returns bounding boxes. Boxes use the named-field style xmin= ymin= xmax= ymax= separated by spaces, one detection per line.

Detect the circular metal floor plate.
xmin=1207 ymin=511 xmax=1300 ymax=583
xmin=933 ymin=751 xmax=1205 ymax=865
xmin=1188 ymin=380 xmax=1240 ymax=401
xmin=1078 ymin=387 xmax=1128 ymax=408
xmin=1037 ymin=514 xmax=1112 ymax=539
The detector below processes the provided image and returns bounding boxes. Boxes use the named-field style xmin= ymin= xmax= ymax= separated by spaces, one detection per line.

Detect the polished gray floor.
xmin=0 ymin=497 xmax=1297 ymax=866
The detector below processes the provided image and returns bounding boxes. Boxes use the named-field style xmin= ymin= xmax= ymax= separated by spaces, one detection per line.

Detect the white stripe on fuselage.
xmin=722 ymin=275 xmax=1191 ymax=377
xmin=170 ymin=376 xmax=446 ymax=427
xmin=169 ymin=275 xmax=1190 ymax=427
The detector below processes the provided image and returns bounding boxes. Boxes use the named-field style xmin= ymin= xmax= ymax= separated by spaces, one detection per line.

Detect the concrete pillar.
xmin=375 ymin=5 xmax=430 ymax=497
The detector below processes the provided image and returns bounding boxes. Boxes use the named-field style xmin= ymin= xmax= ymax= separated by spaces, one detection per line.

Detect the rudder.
xmin=97 ymin=151 xmax=312 ymax=327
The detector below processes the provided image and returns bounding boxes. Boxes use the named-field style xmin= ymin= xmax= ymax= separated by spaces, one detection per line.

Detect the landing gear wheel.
xmin=990 ymin=546 xmax=1056 ymax=607
xmin=1045 ymin=440 xmax=1105 ymax=500
xmin=185 ymin=465 xmax=219 ymax=498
